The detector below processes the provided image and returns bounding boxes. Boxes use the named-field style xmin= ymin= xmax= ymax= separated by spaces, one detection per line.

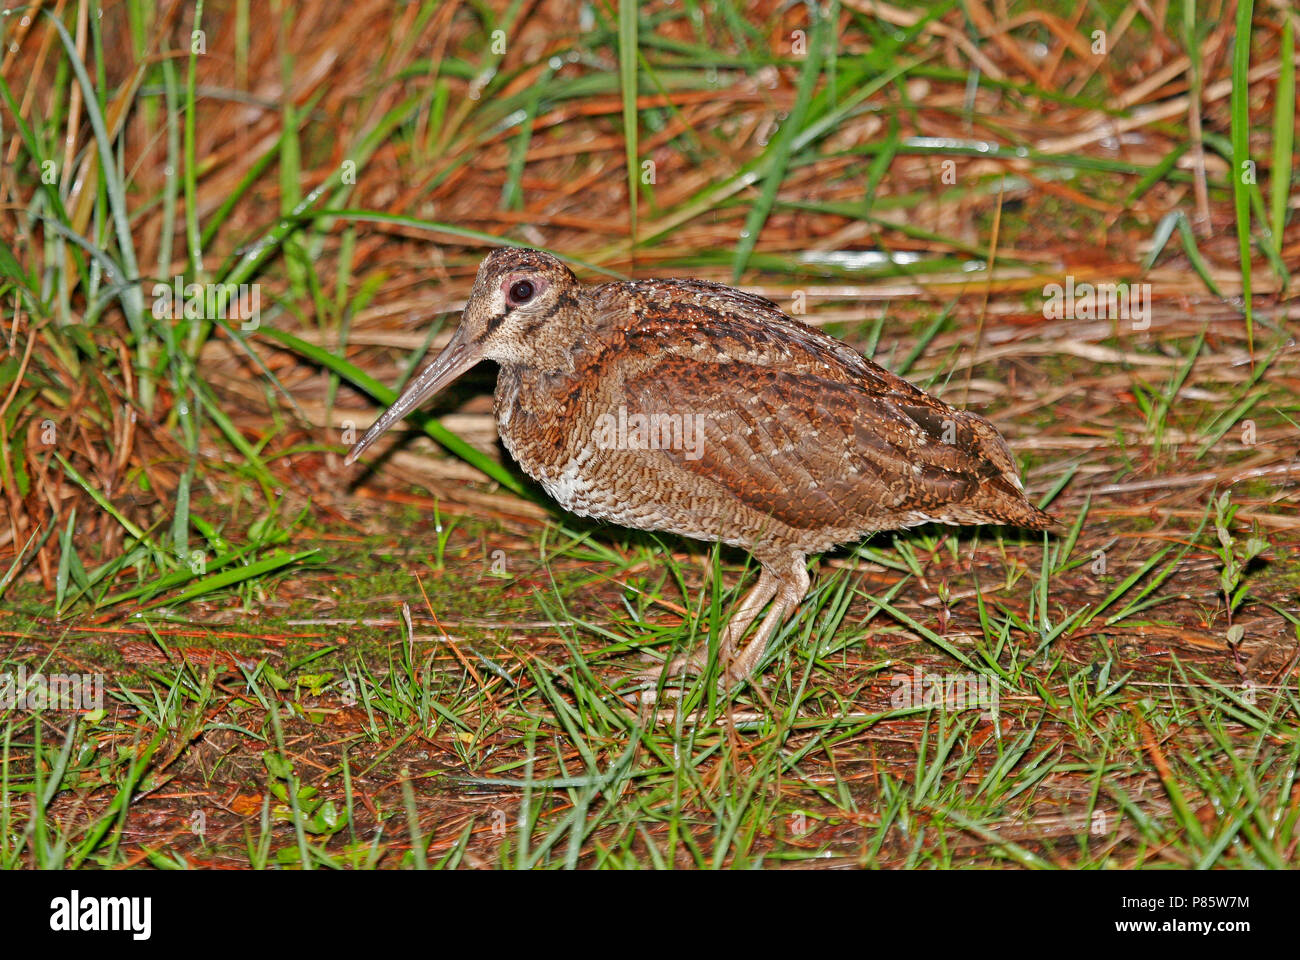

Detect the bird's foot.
xmin=645 ymin=648 xmax=708 ymax=681
xmin=629 ymin=652 xmax=705 ymax=704
xmin=628 ymin=646 xmax=753 ymax=706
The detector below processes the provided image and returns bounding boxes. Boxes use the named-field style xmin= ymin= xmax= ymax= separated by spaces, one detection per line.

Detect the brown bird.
xmin=346 ymin=248 xmax=1055 ymax=687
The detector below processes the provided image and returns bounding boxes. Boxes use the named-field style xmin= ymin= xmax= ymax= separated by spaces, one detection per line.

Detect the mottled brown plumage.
xmin=347 ymin=248 xmax=1056 ymax=688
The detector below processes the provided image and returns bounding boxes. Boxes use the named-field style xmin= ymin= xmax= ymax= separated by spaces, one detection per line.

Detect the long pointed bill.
xmin=344 ymin=328 xmax=482 ymax=465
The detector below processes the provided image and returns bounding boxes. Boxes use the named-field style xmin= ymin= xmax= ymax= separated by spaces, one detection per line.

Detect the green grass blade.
xmin=1269 ymin=17 xmax=1294 ymax=252
xmin=145 ymin=549 xmax=318 ymax=609
xmin=1142 ymin=210 xmax=1224 ymax=297
xmin=1229 ymin=0 xmax=1255 ymax=352
xmin=618 ymin=0 xmax=639 ymax=246
xmin=42 ymin=10 xmax=146 ymax=340
xmin=55 ymin=508 xmax=77 ymax=613
xmin=52 ymin=452 xmax=150 ymax=546
xmin=184 ymin=0 xmax=206 ymax=277
xmin=731 ymin=10 xmax=827 ymax=282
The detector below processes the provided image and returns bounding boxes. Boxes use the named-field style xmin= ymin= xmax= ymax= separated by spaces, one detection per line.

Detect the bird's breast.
xmin=493 ymin=365 xmax=607 ymax=515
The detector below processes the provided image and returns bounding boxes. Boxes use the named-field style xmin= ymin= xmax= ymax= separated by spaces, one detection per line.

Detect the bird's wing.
xmin=619 ymin=352 xmax=1016 ymax=533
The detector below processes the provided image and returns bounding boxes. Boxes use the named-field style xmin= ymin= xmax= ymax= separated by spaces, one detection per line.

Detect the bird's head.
xmin=345 ymin=247 xmax=579 ymax=465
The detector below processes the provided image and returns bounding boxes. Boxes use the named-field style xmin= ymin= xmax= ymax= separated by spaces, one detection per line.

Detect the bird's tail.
xmin=962 ymin=412 xmax=1063 ymax=533
xmin=967 ymin=480 xmax=1062 ymax=532
xmin=1011 ymin=501 xmax=1063 ymax=532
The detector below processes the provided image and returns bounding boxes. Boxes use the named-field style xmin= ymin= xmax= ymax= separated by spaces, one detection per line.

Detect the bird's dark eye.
xmin=509 ymin=280 xmax=535 ymax=305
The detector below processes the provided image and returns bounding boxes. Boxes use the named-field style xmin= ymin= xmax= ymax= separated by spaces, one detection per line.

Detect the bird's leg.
xmin=641 ymin=567 xmax=779 ymax=683
xmin=719 ymin=562 xmax=810 ymax=684
xmin=638 ymin=557 xmax=813 ymax=696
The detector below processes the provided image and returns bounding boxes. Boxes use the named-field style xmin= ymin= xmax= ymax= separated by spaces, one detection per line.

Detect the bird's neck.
xmin=493 ymin=296 xmax=595 ymax=376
